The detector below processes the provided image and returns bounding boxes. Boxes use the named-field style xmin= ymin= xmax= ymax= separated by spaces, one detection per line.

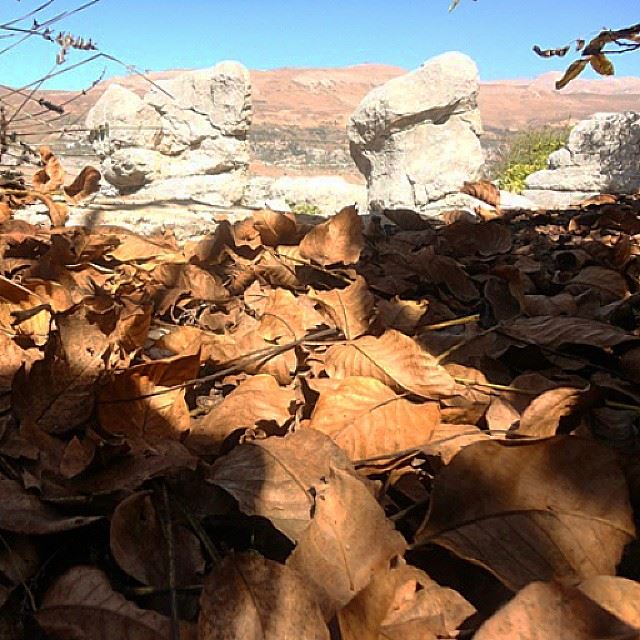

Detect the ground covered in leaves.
xmin=0 ymin=199 xmax=639 ymax=638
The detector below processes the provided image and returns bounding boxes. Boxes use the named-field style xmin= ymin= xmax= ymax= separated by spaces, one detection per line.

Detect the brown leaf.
xmin=502 ymin=315 xmax=636 ymax=350
xmin=287 ymin=466 xmax=406 ymax=619
xmin=63 ymin=166 xmax=101 ymax=204
xmin=376 ymin=297 xmax=427 ymax=334
xmin=516 ymin=387 xmax=583 ymax=437
xmin=188 ymin=375 xmax=295 ymax=454
xmin=198 ymin=553 xmax=329 ymax=640
xmin=556 ymin=58 xmax=589 ymax=89
xmin=98 ymin=353 xmax=200 ymax=447
xmin=416 ymin=437 xmax=635 ymax=590
xmin=12 ymin=304 xmax=113 ymax=434
xmin=111 ymin=491 xmax=204 ymax=587
xmin=590 ymin=53 xmax=615 ymax=76
xmin=322 ymin=330 xmax=456 ymax=399
xmin=251 ymin=209 xmax=300 ymax=246
xmin=461 ymin=180 xmax=501 ymax=207
xmin=0 ymin=475 xmax=100 ymax=534
xmin=59 ymin=436 xmax=96 ymax=479
xmin=308 ymin=376 xmax=440 ymax=461
xmin=208 ymin=429 xmax=353 ymax=541
xmin=0 ymin=275 xmax=51 ymax=345
xmin=310 ymin=276 xmax=374 ymax=339
xmin=299 ymin=205 xmax=364 ymax=266
xmin=475 ymin=580 xmax=638 ymax=640
xmin=36 ymin=566 xmax=195 ymax=640
xmin=338 ymin=560 xmax=475 ymax=640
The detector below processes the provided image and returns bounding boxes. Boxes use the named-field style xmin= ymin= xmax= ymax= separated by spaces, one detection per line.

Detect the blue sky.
xmin=1 ymin=0 xmax=638 ymax=90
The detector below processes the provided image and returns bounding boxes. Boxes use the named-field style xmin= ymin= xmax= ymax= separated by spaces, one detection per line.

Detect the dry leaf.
xmin=188 ymin=375 xmax=295 ymax=454
xmin=287 ymin=466 xmax=406 ymax=619
xmin=475 ymin=580 xmax=638 ymax=640
xmin=417 ymin=437 xmax=635 ymax=590
xmin=338 ymin=560 xmax=475 ymax=640
xmin=299 ymin=205 xmax=364 ymax=265
xmin=308 ymin=376 xmax=440 ymax=460
xmin=36 ymin=566 xmax=195 ymax=640
xmin=208 ymin=429 xmax=353 ymax=541
xmin=310 ymin=276 xmax=374 ymax=339
xmin=516 ymin=386 xmax=583 ymax=437
xmin=110 ymin=490 xmax=204 ymax=587
xmin=198 ymin=553 xmax=329 ymax=640
xmin=322 ymin=329 xmax=456 ymax=398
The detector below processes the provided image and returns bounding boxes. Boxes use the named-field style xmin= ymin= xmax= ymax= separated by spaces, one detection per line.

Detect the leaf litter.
xmin=0 ymin=185 xmax=639 ymax=638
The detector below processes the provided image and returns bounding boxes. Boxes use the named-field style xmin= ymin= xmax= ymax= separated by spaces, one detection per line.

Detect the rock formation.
xmin=86 ymin=61 xmax=251 ymax=207
xmin=523 ymin=111 xmax=640 ymax=208
xmin=347 ymin=52 xmax=484 ymax=215
xmin=243 ymin=175 xmax=366 ymax=216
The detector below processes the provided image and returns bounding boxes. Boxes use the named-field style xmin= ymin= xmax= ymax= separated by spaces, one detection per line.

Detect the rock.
xmin=85 ymin=84 xmax=162 ymax=152
xmin=243 ymin=175 xmax=366 ymax=216
xmin=86 ymin=61 xmax=251 ymax=206
xmin=523 ymin=111 xmax=640 ymax=208
xmin=348 ymin=52 xmax=484 ymax=214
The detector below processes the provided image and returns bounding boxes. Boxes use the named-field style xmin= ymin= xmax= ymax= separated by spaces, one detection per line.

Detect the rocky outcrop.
xmin=243 ymin=175 xmax=366 ymax=215
xmin=86 ymin=61 xmax=251 ymax=206
xmin=347 ymin=52 xmax=484 ymax=215
xmin=523 ymin=111 xmax=640 ymax=208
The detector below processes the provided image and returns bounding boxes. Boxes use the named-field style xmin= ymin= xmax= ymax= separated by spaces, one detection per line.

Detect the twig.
xmin=160 ymin=483 xmax=179 ymax=640
xmin=98 ymin=327 xmax=339 ymax=404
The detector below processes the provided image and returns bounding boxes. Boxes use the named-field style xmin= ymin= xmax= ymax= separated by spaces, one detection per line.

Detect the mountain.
xmin=3 ymin=64 xmax=640 ymax=177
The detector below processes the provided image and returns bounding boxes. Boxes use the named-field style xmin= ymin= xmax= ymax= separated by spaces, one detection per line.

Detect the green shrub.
xmin=494 ymin=127 xmax=570 ymax=193
xmin=288 ymin=201 xmax=322 ymax=216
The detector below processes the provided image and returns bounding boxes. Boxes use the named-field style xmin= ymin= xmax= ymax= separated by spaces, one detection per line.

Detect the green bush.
xmin=495 ymin=127 xmax=570 ymax=193
xmin=288 ymin=201 xmax=322 ymax=216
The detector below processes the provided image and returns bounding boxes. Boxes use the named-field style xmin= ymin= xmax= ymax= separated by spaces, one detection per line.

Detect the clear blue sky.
xmin=1 ymin=0 xmax=638 ymax=90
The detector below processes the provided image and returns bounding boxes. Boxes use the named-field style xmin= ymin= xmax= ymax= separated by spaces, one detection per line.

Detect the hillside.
xmin=2 ymin=64 xmax=640 ymax=177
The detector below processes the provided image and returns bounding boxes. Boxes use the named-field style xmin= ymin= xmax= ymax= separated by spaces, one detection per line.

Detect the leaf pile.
xmin=0 ymin=198 xmax=639 ymax=638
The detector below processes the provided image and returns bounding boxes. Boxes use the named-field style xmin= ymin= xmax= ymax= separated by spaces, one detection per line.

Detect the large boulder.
xmin=86 ymin=61 xmax=251 ymax=206
xmin=523 ymin=112 xmax=640 ymax=208
xmin=348 ymin=52 xmax=484 ymax=214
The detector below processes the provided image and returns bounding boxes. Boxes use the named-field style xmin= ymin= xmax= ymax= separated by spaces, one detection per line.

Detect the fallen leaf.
xmin=308 ymin=376 xmax=440 ymax=460
xmin=310 ymin=276 xmax=374 ymax=339
xmin=299 ymin=205 xmax=364 ymax=265
xmin=338 ymin=559 xmax=475 ymax=640
xmin=322 ymin=330 xmax=456 ymax=398
xmin=416 ymin=437 xmax=635 ymax=590
xmin=208 ymin=429 xmax=353 ymax=541
xmin=198 ymin=553 xmax=329 ymax=640
xmin=288 ymin=466 xmax=406 ymax=619
xmin=475 ymin=580 xmax=637 ymax=640
xmin=36 ymin=566 xmax=195 ymax=639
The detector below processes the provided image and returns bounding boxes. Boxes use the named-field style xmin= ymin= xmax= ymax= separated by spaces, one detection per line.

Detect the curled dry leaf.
xmin=251 ymin=209 xmax=300 ymax=246
xmin=287 ymin=466 xmax=406 ymax=620
xmin=188 ymin=374 xmax=295 ymax=454
xmin=110 ymin=490 xmax=204 ymax=587
xmin=516 ymin=386 xmax=584 ymax=437
xmin=208 ymin=429 xmax=353 ymax=541
xmin=416 ymin=437 xmax=635 ymax=590
xmin=198 ymin=553 xmax=329 ymax=640
xmin=475 ymin=580 xmax=638 ymax=640
xmin=299 ymin=205 xmax=364 ymax=266
xmin=308 ymin=376 xmax=440 ymax=461
xmin=376 ymin=296 xmax=428 ymax=334
xmin=322 ymin=329 xmax=456 ymax=398
xmin=36 ymin=565 xmax=195 ymax=640
xmin=63 ymin=165 xmax=101 ymax=204
xmin=338 ymin=560 xmax=475 ymax=640
xmin=98 ymin=353 xmax=200 ymax=447
xmin=310 ymin=275 xmax=374 ymax=339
